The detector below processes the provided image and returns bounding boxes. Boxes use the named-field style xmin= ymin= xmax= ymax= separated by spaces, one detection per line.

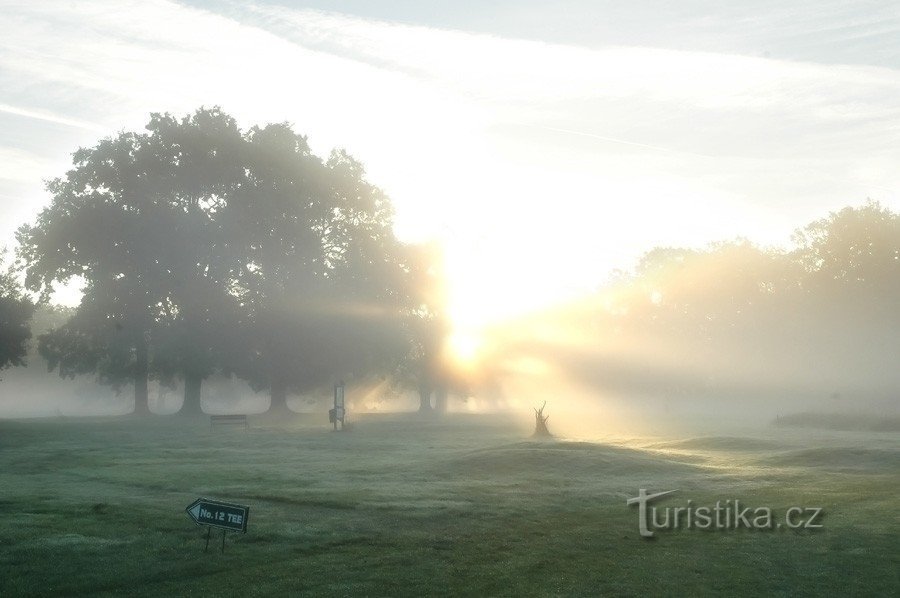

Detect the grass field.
xmin=0 ymin=413 xmax=897 ymax=596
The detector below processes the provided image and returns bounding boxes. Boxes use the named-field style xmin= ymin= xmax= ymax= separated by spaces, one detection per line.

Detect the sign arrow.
xmin=185 ymin=498 xmax=250 ymax=533
xmin=187 ymin=501 xmax=203 ymax=522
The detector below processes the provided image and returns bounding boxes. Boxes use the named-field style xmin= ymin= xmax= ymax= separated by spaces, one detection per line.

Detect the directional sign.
xmin=186 ymin=498 xmax=249 ymax=533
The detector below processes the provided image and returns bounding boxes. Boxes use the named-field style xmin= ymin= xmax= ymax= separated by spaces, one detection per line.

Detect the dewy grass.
xmin=0 ymin=414 xmax=897 ymax=597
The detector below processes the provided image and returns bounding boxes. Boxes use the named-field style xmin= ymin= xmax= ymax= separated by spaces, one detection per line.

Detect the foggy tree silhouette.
xmin=141 ymin=109 xmax=247 ymax=416
xmin=16 ymin=128 xmax=184 ymax=414
xmin=789 ymin=201 xmax=900 ymax=394
xmin=20 ymin=110 xmax=248 ymax=414
xmin=532 ymin=401 xmax=551 ymax=437
xmin=224 ymin=127 xmax=409 ymax=415
xmin=17 ymin=107 xmax=412 ymax=416
xmin=21 ymin=108 xmax=896 ymax=418
xmin=508 ymin=201 xmax=900 ymax=402
xmin=397 ymin=242 xmax=455 ymax=414
xmin=633 ymin=203 xmax=899 ymax=398
xmin=617 ymin=207 xmax=898 ymax=398
xmin=793 ymin=201 xmax=900 ymax=294
xmin=0 ymin=261 xmax=35 ymax=372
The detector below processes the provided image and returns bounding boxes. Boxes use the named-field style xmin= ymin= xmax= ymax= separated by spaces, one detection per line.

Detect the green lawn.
xmin=0 ymin=414 xmax=897 ymax=596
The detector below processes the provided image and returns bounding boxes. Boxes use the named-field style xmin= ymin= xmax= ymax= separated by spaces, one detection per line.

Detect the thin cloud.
xmin=1 ymin=0 xmax=899 ymax=318
xmin=0 ymin=103 xmax=105 ymax=132
xmin=529 ymin=124 xmax=708 ymax=157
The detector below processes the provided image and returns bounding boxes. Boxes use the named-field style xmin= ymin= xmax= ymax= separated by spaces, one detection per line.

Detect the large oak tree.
xmin=18 ymin=107 xmax=411 ymax=415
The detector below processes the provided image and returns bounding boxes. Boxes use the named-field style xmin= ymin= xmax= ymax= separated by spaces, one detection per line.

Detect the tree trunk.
xmin=133 ymin=336 xmax=150 ymax=415
xmin=181 ymin=372 xmax=204 ymax=416
xmin=434 ymin=386 xmax=448 ymax=414
xmin=418 ymin=385 xmax=432 ymax=412
xmin=268 ymin=376 xmax=293 ymax=416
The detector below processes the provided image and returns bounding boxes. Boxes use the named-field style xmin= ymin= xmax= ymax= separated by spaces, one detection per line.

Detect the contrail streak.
xmin=0 ymin=103 xmax=106 ymax=132
xmin=528 ymin=123 xmax=714 ymax=158
xmin=534 ymin=124 xmax=681 ymax=153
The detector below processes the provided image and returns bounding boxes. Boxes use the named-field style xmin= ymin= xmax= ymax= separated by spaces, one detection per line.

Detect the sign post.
xmin=331 ymin=380 xmax=346 ymax=431
xmin=185 ymin=498 xmax=250 ymax=552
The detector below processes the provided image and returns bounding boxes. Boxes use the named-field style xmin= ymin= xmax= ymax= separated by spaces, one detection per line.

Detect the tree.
xmin=228 ymin=127 xmax=408 ymax=415
xmin=18 ymin=107 xmax=416 ymax=416
xmin=793 ymin=201 xmax=900 ymax=295
xmin=16 ymin=128 xmax=178 ymax=413
xmin=397 ymin=242 xmax=455 ymax=413
xmin=140 ymin=109 xmax=247 ymax=415
xmin=17 ymin=108 xmax=253 ymax=414
xmin=556 ymin=201 xmax=900 ymax=400
xmin=790 ymin=201 xmax=900 ymax=394
xmin=532 ymin=401 xmax=552 ymax=438
xmin=0 ymin=261 xmax=35 ymax=372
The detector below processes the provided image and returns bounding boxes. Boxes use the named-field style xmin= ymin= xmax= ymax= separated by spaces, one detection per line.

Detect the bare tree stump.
xmin=533 ymin=401 xmax=552 ymax=438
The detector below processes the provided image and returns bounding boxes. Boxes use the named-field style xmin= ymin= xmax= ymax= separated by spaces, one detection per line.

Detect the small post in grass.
xmin=331 ymin=380 xmax=346 ymax=431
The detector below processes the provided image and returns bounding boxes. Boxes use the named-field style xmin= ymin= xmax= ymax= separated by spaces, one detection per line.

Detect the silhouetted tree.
xmin=533 ymin=401 xmax=552 ymax=437
xmin=397 ymin=242 xmax=453 ymax=413
xmin=793 ymin=201 xmax=900 ymax=294
xmin=18 ymin=107 xmax=411 ymax=416
xmin=790 ymin=201 xmax=900 ymax=392
xmin=223 ymin=127 xmax=408 ymax=415
xmin=0 ymin=262 xmax=35 ymax=372
xmin=561 ymin=202 xmax=900 ymax=400
xmin=140 ymin=109 xmax=247 ymax=415
xmin=18 ymin=108 xmax=252 ymax=414
xmin=17 ymin=127 xmax=182 ymax=413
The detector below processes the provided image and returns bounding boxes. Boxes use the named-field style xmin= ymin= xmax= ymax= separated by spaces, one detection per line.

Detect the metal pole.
xmin=221 ymin=529 xmax=226 ymax=553
xmin=204 ymin=526 xmax=211 ymax=552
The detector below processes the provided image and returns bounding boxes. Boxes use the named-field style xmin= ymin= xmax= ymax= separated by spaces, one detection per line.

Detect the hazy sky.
xmin=2 ymin=1 xmax=899 ymax=327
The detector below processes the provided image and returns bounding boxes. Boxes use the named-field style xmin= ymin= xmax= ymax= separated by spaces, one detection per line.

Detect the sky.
xmin=2 ymin=0 xmax=899 ymax=329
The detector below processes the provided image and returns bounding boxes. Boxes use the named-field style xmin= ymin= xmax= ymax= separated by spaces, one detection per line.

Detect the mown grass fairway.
xmin=0 ymin=414 xmax=897 ymax=596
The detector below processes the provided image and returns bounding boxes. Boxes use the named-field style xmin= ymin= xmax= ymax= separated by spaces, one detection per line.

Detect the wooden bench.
xmin=210 ymin=414 xmax=249 ymax=431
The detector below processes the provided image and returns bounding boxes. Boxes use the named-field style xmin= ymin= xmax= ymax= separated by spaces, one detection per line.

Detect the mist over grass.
xmin=0 ymin=414 xmax=896 ymax=596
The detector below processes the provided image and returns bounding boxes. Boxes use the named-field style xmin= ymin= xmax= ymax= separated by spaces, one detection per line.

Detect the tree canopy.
xmin=525 ymin=201 xmax=900 ymax=401
xmin=17 ymin=107 xmax=413 ymax=414
xmin=14 ymin=108 xmax=898 ymax=417
xmin=0 ymin=259 xmax=35 ymax=372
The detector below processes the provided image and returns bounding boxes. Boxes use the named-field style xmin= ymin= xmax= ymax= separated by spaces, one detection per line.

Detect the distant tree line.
xmin=2 ymin=108 xmax=897 ymax=413
xmin=527 ymin=201 xmax=900 ymax=401
xmin=8 ymin=108 xmax=450 ymax=415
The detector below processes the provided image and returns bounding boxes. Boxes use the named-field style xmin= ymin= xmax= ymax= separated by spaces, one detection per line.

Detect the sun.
xmin=446 ymin=328 xmax=483 ymax=368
